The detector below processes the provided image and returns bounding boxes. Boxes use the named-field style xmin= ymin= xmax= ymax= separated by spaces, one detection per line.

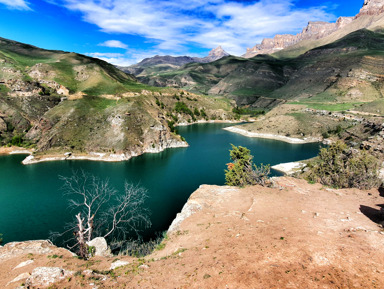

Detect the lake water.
xmin=0 ymin=123 xmax=322 ymax=245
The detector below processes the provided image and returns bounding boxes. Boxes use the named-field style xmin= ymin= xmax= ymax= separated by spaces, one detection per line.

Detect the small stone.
xmin=139 ymin=264 xmax=149 ymax=269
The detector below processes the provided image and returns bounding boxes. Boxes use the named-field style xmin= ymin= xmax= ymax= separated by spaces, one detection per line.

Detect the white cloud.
xmin=0 ymin=0 xmax=31 ymax=10
xmin=99 ymin=40 xmax=128 ymax=49
xmin=88 ymin=52 xmax=125 ymax=58
xmin=56 ymin=0 xmax=336 ymax=57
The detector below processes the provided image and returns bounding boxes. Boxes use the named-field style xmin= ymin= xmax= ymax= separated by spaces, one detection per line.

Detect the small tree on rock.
xmin=225 ymin=144 xmax=270 ymax=187
xmin=54 ymin=171 xmax=151 ymax=258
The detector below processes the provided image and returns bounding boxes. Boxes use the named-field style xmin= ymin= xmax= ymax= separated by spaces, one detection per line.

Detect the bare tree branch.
xmin=56 ymin=171 xmax=151 ymax=258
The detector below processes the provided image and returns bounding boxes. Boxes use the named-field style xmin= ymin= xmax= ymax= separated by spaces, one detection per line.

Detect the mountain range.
xmin=136 ymin=0 xmax=384 ymax=108
xmin=118 ymin=46 xmax=229 ymax=77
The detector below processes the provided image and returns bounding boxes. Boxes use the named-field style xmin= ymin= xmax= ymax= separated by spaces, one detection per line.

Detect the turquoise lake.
xmin=0 ymin=123 xmax=323 ymax=245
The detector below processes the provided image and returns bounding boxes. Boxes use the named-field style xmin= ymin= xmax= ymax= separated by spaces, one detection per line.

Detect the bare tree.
xmin=55 ymin=170 xmax=151 ymax=258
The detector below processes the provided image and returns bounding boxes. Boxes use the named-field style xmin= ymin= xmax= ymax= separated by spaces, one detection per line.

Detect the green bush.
xmin=225 ymin=144 xmax=270 ymax=187
xmin=305 ymin=141 xmax=381 ymax=189
xmin=10 ymin=135 xmax=23 ymax=146
xmin=174 ymin=102 xmax=195 ymax=120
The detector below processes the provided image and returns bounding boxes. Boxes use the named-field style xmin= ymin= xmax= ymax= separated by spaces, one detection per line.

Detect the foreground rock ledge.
xmin=1 ymin=177 xmax=384 ymax=288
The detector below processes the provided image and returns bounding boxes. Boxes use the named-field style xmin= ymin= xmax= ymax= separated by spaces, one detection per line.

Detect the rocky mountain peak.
xmin=202 ymin=46 xmax=230 ymax=62
xmin=357 ymin=0 xmax=384 ymax=17
xmin=243 ymin=17 xmax=353 ymax=58
xmin=208 ymin=46 xmax=228 ymax=57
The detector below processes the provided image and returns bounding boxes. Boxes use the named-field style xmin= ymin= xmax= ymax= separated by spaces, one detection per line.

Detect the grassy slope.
xmin=143 ymin=29 xmax=384 ymax=112
xmin=0 ymin=37 xmax=235 ymax=154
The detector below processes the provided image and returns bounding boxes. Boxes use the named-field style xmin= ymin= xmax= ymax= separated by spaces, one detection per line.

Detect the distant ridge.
xmin=243 ymin=0 xmax=384 ymax=58
xmin=118 ymin=46 xmax=229 ymax=77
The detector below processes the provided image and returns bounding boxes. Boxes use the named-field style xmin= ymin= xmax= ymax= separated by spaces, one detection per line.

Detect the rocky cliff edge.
xmin=1 ymin=177 xmax=384 ymax=288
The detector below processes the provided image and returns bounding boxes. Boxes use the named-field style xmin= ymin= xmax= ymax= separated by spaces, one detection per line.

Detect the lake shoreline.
xmin=21 ymin=141 xmax=189 ymax=165
xmin=176 ymin=119 xmax=246 ymax=127
xmin=0 ymin=146 xmax=33 ymax=156
xmin=1 ymin=121 xmax=245 ymax=165
xmin=0 ymin=142 xmax=189 ymax=165
xmin=223 ymin=126 xmax=322 ymax=144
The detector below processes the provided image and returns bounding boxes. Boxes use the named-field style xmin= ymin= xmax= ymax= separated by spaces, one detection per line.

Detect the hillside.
xmin=139 ymin=29 xmax=384 ymax=109
xmin=1 ymin=177 xmax=384 ymax=288
xmin=0 ymin=37 xmax=235 ymax=162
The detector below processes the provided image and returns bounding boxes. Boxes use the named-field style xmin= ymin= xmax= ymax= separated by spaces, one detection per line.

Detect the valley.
xmin=2 ymin=0 xmax=384 ymax=288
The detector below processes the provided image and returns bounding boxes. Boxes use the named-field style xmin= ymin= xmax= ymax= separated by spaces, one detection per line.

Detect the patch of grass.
xmin=0 ymin=84 xmax=10 ymax=96
xmin=288 ymin=101 xmax=364 ymax=111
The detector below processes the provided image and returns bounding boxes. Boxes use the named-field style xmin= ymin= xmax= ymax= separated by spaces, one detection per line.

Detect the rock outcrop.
xmin=243 ymin=0 xmax=384 ymax=58
xmin=243 ymin=17 xmax=354 ymax=58
xmin=0 ymin=240 xmax=55 ymax=261
xmin=357 ymin=0 xmax=384 ymax=16
xmin=25 ymin=267 xmax=74 ymax=287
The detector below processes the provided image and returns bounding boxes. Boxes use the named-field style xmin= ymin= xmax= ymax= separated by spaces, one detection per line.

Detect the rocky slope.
xmin=0 ymin=38 xmax=235 ymax=162
xmin=118 ymin=46 xmax=229 ymax=77
xmin=1 ymin=177 xmax=384 ymax=288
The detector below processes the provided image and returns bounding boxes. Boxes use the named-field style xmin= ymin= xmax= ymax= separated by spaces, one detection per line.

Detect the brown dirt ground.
xmin=1 ymin=177 xmax=384 ymax=288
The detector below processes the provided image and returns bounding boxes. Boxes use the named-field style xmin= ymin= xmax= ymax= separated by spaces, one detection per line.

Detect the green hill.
xmin=0 ymin=37 xmax=234 ymax=160
xmin=140 ymin=29 xmax=384 ymax=111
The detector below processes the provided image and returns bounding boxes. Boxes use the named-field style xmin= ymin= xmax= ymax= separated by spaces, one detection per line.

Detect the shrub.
xmin=225 ymin=144 xmax=270 ymax=187
xmin=305 ymin=141 xmax=381 ymax=189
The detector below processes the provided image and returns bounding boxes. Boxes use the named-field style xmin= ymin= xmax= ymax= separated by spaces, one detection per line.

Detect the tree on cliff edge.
xmin=54 ymin=171 xmax=151 ymax=258
xmin=225 ymin=144 xmax=270 ymax=187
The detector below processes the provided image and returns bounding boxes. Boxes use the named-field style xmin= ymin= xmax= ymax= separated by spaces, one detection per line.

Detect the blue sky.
xmin=0 ymin=0 xmax=364 ymax=65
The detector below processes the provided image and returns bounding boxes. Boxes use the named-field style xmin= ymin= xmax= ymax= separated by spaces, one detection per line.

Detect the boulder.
xmin=86 ymin=237 xmax=112 ymax=257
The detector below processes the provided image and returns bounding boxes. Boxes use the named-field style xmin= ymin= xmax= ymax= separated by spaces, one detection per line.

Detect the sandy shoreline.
xmin=223 ymin=126 xmax=321 ymax=144
xmin=271 ymin=161 xmax=306 ymax=175
xmin=0 ymin=146 xmax=33 ymax=155
xmin=0 ymin=142 xmax=189 ymax=165
xmin=176 ymin=119 xmax=245 ymax=127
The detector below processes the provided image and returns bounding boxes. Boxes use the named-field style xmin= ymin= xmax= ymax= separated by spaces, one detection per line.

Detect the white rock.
xmin=26 ymin=267 xmax=73 ymax=287
xmin=110 ymin=260 xmax=130 ymax=270
xmin=14 ymin=259 xmax=34 ymax=269
xmin=86 ymin=237 xmax=112 ymax=257
xmin=6 ymin=272 xmax=30 ymax=286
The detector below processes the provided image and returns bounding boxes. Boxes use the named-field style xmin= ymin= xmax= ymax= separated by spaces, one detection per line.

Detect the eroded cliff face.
xmin=243 ymin=0 xmax=384 ymax=58
xmin=358 ymin=0 xmax=384 ymax=16
xmin=243 ymin=17 xmax=354 ymax=58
